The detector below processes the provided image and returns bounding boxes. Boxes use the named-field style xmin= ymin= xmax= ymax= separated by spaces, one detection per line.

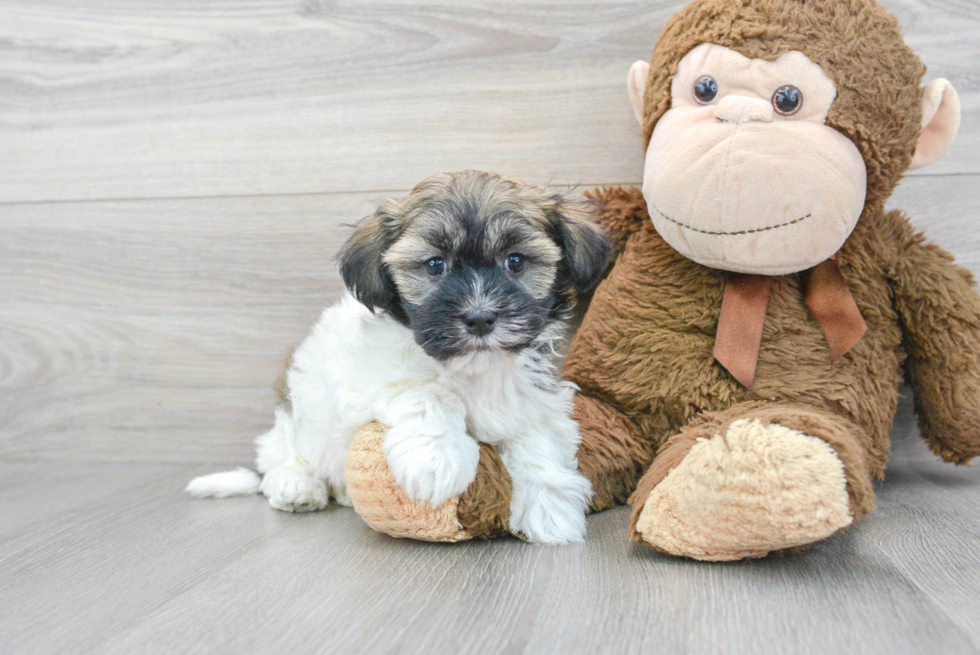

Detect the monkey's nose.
xmin=714 ymin=95 xmax=774 ymax=123
xmin=463 ymin=310 xmax=497 ymax=336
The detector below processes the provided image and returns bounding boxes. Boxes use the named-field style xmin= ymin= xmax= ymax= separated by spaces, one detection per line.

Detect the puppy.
xmin=187 ymin=171 xmax=611 ymax=544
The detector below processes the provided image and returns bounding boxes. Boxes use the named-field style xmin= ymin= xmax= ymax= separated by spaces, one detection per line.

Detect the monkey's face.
xmin=642 ymin=44 xmax=867 ymax=275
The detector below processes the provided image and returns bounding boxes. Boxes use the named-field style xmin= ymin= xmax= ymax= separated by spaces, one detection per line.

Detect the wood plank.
xmin=0 ymin=464 xmax=279 ymax=655
xmin=0 ymin=193 xmax=367 ymax=463
xmin=1 ymin=174 xmax=978 ymax=463
xmin=102 ymin=512 xmax=980 ymax=655
xmin=860 ymin=394 xmax=980 ymax=649
xmin=0 ymin=460 xmax=976 ymax=655
xmin=0 ymin=460 xmax=189 ymax=544
xmin=0 ymin=0 xmax=976 ymax=204
xmin=887 ymin=173 xmax=980 ymax=273
xmin=868 ymin=460 xmax=980 ymax=650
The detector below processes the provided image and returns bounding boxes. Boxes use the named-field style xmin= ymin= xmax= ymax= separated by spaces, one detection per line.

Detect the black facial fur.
xmin=338 ymin=172 xmax=612 ymax=361
xmin=405 ymin=261 xmax=555 ymax=361
xmin=397 ymin=195 xmax=595 ymax=361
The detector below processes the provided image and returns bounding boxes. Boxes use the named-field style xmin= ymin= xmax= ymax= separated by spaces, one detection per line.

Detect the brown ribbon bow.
xmin=713 ymin=259 xmax=867 ymax=388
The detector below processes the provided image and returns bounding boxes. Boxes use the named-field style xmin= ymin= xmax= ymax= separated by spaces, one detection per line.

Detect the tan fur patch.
xmin=634 ymin=418 xmax=852 ymax=561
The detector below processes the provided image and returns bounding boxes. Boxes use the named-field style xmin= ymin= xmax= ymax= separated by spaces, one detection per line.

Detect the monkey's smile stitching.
xmin=653 ymin=205 xmax=811 ymax=236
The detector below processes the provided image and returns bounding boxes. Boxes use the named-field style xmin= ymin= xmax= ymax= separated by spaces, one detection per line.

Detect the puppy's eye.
xmin=424 ymin=257 xmax=446 ymax=276
xmin=772 ymin=85 xmax=803 ymax=116
xmin=693 ymin=75 xmax=718 ymax=104
xmin=505 ymin=253 xmax=526 ymax=273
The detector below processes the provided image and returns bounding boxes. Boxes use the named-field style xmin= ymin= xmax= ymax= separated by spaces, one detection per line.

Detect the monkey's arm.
xmin=584 ymin=186 xmax=649 ymax=260
xmin=886 ymin=210 xmax=980 ymax=464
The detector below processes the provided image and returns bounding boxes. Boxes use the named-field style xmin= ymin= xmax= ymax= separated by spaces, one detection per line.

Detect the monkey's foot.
xmin=345 ymin=422 xmax=512 ymax=542
xmin=630 ymin=417 xmax=853 ymax=561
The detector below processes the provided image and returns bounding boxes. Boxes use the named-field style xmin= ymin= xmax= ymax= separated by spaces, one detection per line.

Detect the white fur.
xmin=187 ymin=291 xmax=592 ymax=544
xmin=185 ymin=468 xmax=260 ymax=498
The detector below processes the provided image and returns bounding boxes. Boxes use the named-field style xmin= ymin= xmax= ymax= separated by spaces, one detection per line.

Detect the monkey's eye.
xmin=772 ymin=85 xmax=803 ymax=116
xmin=424 ymin=257 xmax=446 ymax=276
xmin=505 ymin=253 xmax=526 ymax=273
xmin=693 ymin=75 xmax=718 ymax=104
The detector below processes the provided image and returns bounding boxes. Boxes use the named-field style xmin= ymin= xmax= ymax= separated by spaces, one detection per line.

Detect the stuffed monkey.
xmin=345 ymin=0 xmax=980 ymax=560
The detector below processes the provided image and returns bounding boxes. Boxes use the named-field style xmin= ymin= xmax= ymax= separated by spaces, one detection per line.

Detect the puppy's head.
xmin=338 ymin=171 xmax=611 ymax=362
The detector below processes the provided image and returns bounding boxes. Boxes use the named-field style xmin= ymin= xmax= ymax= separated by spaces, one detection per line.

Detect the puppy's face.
xmin=339 ymin=171 xmax=611 ymax=362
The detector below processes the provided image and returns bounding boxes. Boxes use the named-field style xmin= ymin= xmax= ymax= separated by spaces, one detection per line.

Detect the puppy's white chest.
xmin=450 ymin=364 xmax=543 ymax=445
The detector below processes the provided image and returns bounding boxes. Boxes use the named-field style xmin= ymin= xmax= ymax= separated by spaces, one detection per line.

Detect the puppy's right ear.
xmin=338 ymin=210 xmax=399 ymax=312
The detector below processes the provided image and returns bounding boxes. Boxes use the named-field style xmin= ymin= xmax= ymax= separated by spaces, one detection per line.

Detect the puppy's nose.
xmin=463 ymin=310 xmax=497 ymax=336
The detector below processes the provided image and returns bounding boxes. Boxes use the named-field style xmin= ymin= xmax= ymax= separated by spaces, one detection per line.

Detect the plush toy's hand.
xmin=345 ymin=423 xmax=512 ymax=542
xmin=887 ymin=210 xmax=980 ymax=464
xmin=584 ymin=186 xmax=649 ymax=259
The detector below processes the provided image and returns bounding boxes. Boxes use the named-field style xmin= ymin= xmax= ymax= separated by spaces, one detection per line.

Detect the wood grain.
xmin=1 ymin=2 xmax=979 ymax=652
xmin=0 ymin=193 xmax=366 ymax=463
xmin=2 ymin=175 xmax=977 ymax=464
xmin=861 ymin=395 xmax=980 ymax=648
xmin=0 ymin=0 xmax=976 ymax=204
xmin=0 ymin=456 xmax=977 ymax=655
xmin=0 ymin=460 xmax=189 ymax=544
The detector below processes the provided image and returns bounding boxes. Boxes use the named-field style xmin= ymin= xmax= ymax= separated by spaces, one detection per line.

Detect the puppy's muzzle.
xmin=463 ymin=310 xmax=497 ymax=337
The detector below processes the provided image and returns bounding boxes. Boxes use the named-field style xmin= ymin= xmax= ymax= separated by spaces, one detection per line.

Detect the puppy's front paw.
xmin=261 ymin=466 xmax=329 ymax=513
xmin=509 ymin=471 xmax=591 ymax=545
xmin=384 ymin=429 xmax=480 ymax=507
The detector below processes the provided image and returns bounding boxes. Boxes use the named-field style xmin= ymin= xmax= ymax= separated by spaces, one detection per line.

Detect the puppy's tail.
xmin=185 ymin=468 xmax=261 ymax=498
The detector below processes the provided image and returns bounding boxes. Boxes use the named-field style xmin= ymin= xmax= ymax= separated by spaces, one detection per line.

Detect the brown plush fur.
xmin=569 ymin=187 xmax=980 ymax=553
xmin=456 ymin=444 xmax=513 ymax=538
xmin=574 ymin=394 xmax=659 ymax=512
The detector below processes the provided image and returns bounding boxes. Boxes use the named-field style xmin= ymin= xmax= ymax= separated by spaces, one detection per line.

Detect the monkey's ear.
xmin=551 ymin=198 xmax=613 ymax=294
xmin=909 ymin=79 xmax=961 ymax=170
xmin=337 ymin=211 xmax=399 ymax=312
xmin=627 ymin=61 xmax=650 ymax=126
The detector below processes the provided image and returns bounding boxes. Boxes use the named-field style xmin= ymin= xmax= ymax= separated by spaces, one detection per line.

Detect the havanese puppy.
xmin=187 ymin=170 xmax=611 ymax=544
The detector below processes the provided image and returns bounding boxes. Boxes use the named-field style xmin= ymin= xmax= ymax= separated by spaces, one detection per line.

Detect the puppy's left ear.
xmin=338 ymin=208 xmax=401 ymax=312
xmin=548 ymin=196 xmax=612 ymax=293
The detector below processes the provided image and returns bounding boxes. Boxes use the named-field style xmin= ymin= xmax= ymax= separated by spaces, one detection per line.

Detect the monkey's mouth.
xmin=652 ymin=205 xmax=812 ymax=236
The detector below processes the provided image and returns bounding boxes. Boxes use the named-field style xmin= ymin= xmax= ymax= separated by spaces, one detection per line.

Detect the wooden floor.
xmin=2 ymin=1 xmax=979 ymax=653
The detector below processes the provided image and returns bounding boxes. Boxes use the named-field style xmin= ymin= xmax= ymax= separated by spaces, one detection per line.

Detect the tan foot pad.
xmin=345 ymin=422 xmax=469 ymax=543
xmin=635 ymin=418 xmax=853 ymax=561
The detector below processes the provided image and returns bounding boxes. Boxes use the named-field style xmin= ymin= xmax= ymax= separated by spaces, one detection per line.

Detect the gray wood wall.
xmin=2 ymin=0 xmax=978 ymax=466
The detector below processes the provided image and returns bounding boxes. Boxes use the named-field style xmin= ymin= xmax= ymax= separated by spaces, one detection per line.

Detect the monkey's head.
xmin=629 ymin=0 xmax=961 ymax=275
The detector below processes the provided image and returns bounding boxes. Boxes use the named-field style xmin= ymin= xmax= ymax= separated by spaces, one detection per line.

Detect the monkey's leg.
xmin=345 ymin=422 xmax=511 ymax=542
xmin=573 ymin=393 xmax=658 ymax=513
xmin=628 ymin=402 xmax=876 ymax=561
